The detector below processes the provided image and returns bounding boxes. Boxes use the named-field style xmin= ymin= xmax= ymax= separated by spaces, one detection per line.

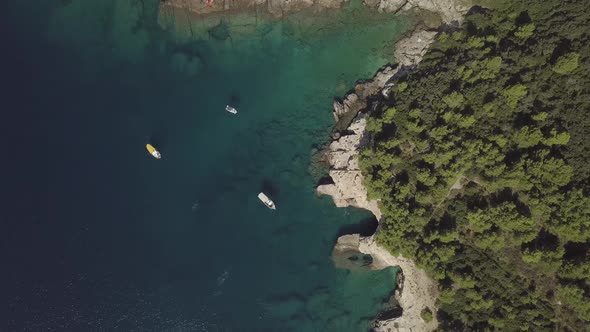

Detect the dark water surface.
xmin=2 ymin=1 xmax=407 ymax=330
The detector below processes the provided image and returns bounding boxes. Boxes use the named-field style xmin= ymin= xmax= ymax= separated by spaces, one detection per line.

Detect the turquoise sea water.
xmin=3 ymin=1 xmax=408 ymax=330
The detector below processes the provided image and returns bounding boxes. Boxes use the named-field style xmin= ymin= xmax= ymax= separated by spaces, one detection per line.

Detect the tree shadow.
xmin=337 ymin=217 xmax=379 ymax=238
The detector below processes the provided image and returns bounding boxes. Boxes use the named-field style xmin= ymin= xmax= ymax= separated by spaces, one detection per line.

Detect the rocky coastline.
xmin=316 ymin=6 xmax=469 ymax=332
xmin=318 ymin=32 xmax=439 ymax=329
xmin=158 ymin=0 xmax=469 ymax=42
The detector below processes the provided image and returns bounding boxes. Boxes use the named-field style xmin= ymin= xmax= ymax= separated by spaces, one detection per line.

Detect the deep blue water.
xmin=2 ymin=1 xmax=407 ymax=331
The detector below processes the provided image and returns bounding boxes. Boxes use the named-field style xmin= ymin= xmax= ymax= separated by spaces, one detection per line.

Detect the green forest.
xmin=360 ymin=0 xmax=590 ymax=330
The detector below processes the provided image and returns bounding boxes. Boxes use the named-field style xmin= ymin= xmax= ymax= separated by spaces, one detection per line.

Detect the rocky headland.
xmin=318 ymin=30 xmax=440 ymax=330
xmin=158 ymin=0 xmax=470 ymax=42
xmin=317 ymin=6 xmax=469 ymax=331
xmin=159 ymin=0 xmax=468 ymax=20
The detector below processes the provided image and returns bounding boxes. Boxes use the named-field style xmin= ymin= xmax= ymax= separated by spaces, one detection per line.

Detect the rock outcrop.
xmin=157 ymin=0 xmax=356 ymax=44
xmin=317 ymin=60 xmax=410 ymax=220
xmin=377 ymin=0 xmax=470 ymax=23
xmin=317 ymin=114 xmax=383 ymax=220
xmin=317 ymin=26 xmax=440 ymax=219
xmin=321 ymin=110 xmax=440 ymax=331
xmin=319 ymin=17 xmax=470 ymax=332
xmin=159 ymin=0 xmax=468 ymax=20
xmin=158 ymin=0 xmax=470 ymax=44
xmin=157 ymin=0 xmax=470 ymax=329
xmin=160 ymin=0 xmax=345 ymax=18
xmin=331 ymin=234 xmax=375 ymax=271
xmin=359 ymin=236 xmax=439 ymax=331
xmin=331 ymin=234 xmax=439 ymax=331
xmin=394 ymin=29 xmax=438 ymax=66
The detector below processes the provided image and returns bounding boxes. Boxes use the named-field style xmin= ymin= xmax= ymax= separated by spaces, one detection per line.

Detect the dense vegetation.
xmin=360 ymin=1 xmax=590 ymax=330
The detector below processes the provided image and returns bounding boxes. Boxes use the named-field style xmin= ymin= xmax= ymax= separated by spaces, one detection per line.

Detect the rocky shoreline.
xmin=158 ymin=0 xmax=469 ymax=42
xmin=159 ymin=0 xmax=468 ymax=20
xmin=157 ymin=0 xmax=470 ymax=330
xmin=331 ymin=234 xmax=440 ymax=331
xmin=316 ymin=6 xmax=469 ymax=331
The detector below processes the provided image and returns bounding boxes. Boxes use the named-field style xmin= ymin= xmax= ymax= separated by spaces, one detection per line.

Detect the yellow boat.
xmin=146 ymin=144 xmax=161 ymax=159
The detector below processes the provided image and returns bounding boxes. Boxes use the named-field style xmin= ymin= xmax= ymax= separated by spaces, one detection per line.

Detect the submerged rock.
xmin=266 ymin=294 xmax=306 ymax=319
xmin=169 ymin=52 xmax=203 ymax=76
xmin=321 ymin=99 xmax=439 ymax=332
xmin=331 ymin=65 xmax=398 ymax=129
xmin=158 ymin=0 xmax=469 ymax=45
xmin=160 ymin=0 xmax=345 ymax=18
xmin=374 ymin=306 xmax=403 ymax=323
xmin=317 ymin=74 xmax=387 ymax=220
xmin=332 ymin=234 xmax=374 ymax=271
xmin=377 ymin=0 xmax=469 ymax=23
xmin=331 ymin=234 xmax=439 ymax=332
xmin=360 ymin=236 xmax=438 ymax=332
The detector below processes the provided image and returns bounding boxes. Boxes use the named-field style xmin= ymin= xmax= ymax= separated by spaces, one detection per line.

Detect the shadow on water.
xmin=337 ymin=217 xmax=378 ymax=238
xmin=229 ymin=92 xmax=240 ymax=106
xmin=316 ymin=175 xmax=335 ymax=186
xmin=148 ymin=128 xmax=169 ymax=150
xmin=261 ymin=178 xmax=279 ymax=200
xmin=208 ymin=19 xmax=231 ymax=41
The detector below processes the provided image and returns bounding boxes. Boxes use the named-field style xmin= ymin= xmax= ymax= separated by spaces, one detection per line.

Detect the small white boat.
xmin=225 ymin=105 xmax=237 ymax=114
xmin=146 ymin=143 xmax=161 ymax=159
xmin=257 ymin=192 xmax=276 ymax=210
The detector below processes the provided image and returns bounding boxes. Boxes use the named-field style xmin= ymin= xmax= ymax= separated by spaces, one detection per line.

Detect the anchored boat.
xmin=257 ymin=192 xmax=276 ymax=210
xmin=225 ymin=105 xmax=237 ymax=114
xmin=146 ymin=144 xmax=161 ymax=159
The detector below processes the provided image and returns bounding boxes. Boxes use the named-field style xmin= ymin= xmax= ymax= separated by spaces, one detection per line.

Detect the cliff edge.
xmin=317 ymin=8 xmax=469 ymax=330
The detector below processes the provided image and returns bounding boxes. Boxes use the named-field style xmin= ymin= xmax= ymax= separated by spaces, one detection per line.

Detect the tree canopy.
xmin=360 ymin=0 xmax=590 ymax=330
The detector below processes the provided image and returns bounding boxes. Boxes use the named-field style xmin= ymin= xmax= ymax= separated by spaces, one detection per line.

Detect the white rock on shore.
xmin=315 ymin=81 xmax=376 ymax=203
xmin=331 ymin=234 xmax=439 ymax=331
xmin=158 ymin=0 xmax=470 ymax=44
xmin=359 ymin=236 xmax=439 ymax=331
xmin=160 ymin=0 xmax=468 ymax=20
xmin=319 ymin=111 xmax=438 ymax=331
xmin=377 ymin=0 xmax=470 ymax=23
xmin=318 ymin=26 xmax=458 ymax=332
xmin=317 ymin=115 xmax=383 ymax=219
xmin=317 ymin=26 xmax=441 ymax=215
xmin=160 ymin=0 xmax=346 ymax=18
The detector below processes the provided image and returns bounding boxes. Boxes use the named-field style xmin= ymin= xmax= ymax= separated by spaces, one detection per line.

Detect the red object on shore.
xmin=206 ymin=0 xmax=213 ymax=6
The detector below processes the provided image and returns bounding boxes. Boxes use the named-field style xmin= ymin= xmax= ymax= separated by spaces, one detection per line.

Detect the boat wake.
xmin=212 ymin=269 xmax=231 ymax=297
xmin=216 ymin=269 xmax=230 ymax=287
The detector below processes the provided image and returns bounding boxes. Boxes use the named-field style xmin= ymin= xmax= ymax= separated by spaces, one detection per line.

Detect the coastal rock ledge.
xmin=316 ymin=114 xmax=382 ymax=220
xmin=332 ymin=234 xmax=439 ymax=332
xmin=317 ymin=15 xmax=469 ymax=331
xmin=158 ymin=0 xmax=470 ymax=43
xmin=317 ymin=66 xmax=440 ymax=330
xmin=319 ymin=109 xmax=439 ymax=332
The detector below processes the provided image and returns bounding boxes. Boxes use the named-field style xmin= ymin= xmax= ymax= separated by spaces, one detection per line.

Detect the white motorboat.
xmin=146 ymin=144 xmax=161 ymax=159
xmin=257 ymin=192 xmax=276 ymax=210
xmin=225 ymin=105 xmax=237 ymax=114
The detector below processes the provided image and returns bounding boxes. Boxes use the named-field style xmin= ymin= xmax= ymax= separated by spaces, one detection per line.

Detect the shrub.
xmin=421 ymin=308 xmax=433 ymax=322
xmin=553 ymin=52 xmax=580 ymax=74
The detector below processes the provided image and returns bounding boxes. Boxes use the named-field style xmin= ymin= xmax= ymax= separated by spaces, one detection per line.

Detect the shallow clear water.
xmin=2 ymin=1 xmax=407 ymax=330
